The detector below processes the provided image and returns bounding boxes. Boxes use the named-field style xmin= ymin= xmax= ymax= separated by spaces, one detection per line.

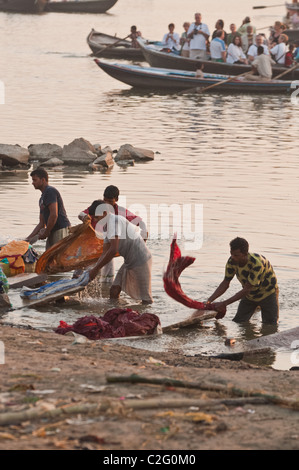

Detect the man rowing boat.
xmin=245 ymin=45 xmax=276 ymax=81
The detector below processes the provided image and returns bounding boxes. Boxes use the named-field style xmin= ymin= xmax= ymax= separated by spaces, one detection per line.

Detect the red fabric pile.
xmin=163 ymin=236 xmax=225 ymax=317
xmin=54 ymin=308 xmax=161 ymax=340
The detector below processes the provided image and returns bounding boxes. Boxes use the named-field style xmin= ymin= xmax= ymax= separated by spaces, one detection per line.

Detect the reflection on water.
xmin=0 ymin=0 xmax=299 ymax=370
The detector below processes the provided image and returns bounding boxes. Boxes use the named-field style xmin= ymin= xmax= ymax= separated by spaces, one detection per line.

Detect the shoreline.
xmin=0 ymin=323 xmax=298 ymax=450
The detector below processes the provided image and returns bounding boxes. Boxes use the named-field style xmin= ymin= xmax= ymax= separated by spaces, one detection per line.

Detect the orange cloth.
xmin=0 ymin=240 xmax=29 ymax=275
xmin=35 ymin=222 xmax=104 ymax=274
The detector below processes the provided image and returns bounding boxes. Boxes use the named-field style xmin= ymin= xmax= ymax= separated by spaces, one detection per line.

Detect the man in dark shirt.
xmin=26 ymin=168 xmax=70 ymax=249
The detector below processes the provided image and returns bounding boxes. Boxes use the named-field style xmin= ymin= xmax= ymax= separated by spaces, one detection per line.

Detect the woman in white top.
xmin=227 ymin=36 xmax=248 ymax=64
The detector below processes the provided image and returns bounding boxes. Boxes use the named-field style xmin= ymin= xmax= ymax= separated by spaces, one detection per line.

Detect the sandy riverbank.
xmin=0 ymin=324 xmax=298 ymax=451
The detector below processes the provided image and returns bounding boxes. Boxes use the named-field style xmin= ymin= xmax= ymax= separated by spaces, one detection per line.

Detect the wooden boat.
xmin=87 ymin=30 xmax=145 ymax=60
xmin=0 ymin=0 xmax=46 ymax=13
xmin=137 ymin=39 xmax=299 ymax=81
xmin=284 ymin=29 xmax=299 ymax=42
xmin=94 ymin=59 xmax=294 ymax=94
xmin=286 ymin=2 xmax=299 ymax=11
xmin=45 ymin=0 xmax=118 ymax=13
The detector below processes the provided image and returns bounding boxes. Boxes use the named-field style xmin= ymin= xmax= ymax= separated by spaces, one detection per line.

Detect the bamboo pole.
xmin=1 ymin=373 xmax=299 ymax=426
xmin=106 ymin=374 xmax=299 ymax=410
xmin=0 ymin=397 xmax=267 ymax=426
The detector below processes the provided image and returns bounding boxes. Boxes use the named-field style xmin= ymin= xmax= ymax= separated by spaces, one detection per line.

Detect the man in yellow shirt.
xmin=207 ymin=237 xmax=279 ymax=324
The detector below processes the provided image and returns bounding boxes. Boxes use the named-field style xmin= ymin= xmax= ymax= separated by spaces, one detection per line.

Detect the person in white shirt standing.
xmin=210 ymin=30 xmax=227 ymax=62
xmin=247 ymin=34 xmax=269 ymax=63
xmin=187 ymin=12 xmax=210 ymax=60
xmin=270 ymin=34 xmax=288 ymax=65
xmin=162 ymin=23 xmax=181 ymax=51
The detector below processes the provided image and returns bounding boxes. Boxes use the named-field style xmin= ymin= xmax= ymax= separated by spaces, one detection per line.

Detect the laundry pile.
xmin=54 ymin=308 xmax=161 ymax=340
xmin=0 ymin=240 xmax=38 ymax=276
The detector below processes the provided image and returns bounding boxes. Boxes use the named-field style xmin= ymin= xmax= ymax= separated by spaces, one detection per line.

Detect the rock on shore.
xmin=0 ymin=144 xmax=30 ymax=167
xmin=1 ymin=138 xmax=155 ymax=171
xmin=28 ymin=143 xmax=63 ymax=162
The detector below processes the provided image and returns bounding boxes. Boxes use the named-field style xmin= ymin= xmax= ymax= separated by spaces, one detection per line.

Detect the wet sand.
xmin=0 ymin=324 xmax=299 ymax=451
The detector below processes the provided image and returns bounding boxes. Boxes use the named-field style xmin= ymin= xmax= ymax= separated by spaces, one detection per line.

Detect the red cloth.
xmin=54 ymin=308 xmax=161 ymax=340
xmin=163 ymin=236 xmax=225 ymax=317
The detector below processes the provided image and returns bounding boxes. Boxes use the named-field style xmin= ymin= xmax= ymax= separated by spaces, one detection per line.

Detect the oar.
xmin=256 ymin=25 xmax=273 ymax=31
xmin=93 ymin=33 xmax=131 ymax=55
xmin=253 ymin=4 xmax=285 ymax=9
xmin=199 ymin=64 xmax=299 ymax=93
xmin=197 ymin=71 xmax=250 ymax=93
xmin=274 ymin=62 xmax=299 ymax=79
xmin=178 ymin=71 xmax=249 ymax=95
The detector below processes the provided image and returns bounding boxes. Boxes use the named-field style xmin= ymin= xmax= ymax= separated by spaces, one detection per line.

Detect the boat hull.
xmin=286 ymin=2 xmax=299 ymax=11
xmin=0 ymin=0 xmax=45 ymax=13
xmin=46 ymin=0 xmax=118 ymax=13
xmin=95 ymin=60 xmax=293 ymax=94
xmin=87 ymin=30 xmax=145 ymax=60
xmin=284 ymin=29 xmax=299 ymax=43
xmin=138 ymin=40 xmax=299 ymax=81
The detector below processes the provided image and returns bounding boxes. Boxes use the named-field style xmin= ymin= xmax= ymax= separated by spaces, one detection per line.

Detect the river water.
xmin=0 ymin=0 xmax=299 ymax=370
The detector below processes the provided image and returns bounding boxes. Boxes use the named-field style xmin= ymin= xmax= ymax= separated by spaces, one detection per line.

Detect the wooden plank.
xmin=20 ymin=284 xmax=86 ymax=308
xmin=162 ymin=310 xmax=217 ymax=333
xmin=8 ymin=273 xmax=48 ymax=289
